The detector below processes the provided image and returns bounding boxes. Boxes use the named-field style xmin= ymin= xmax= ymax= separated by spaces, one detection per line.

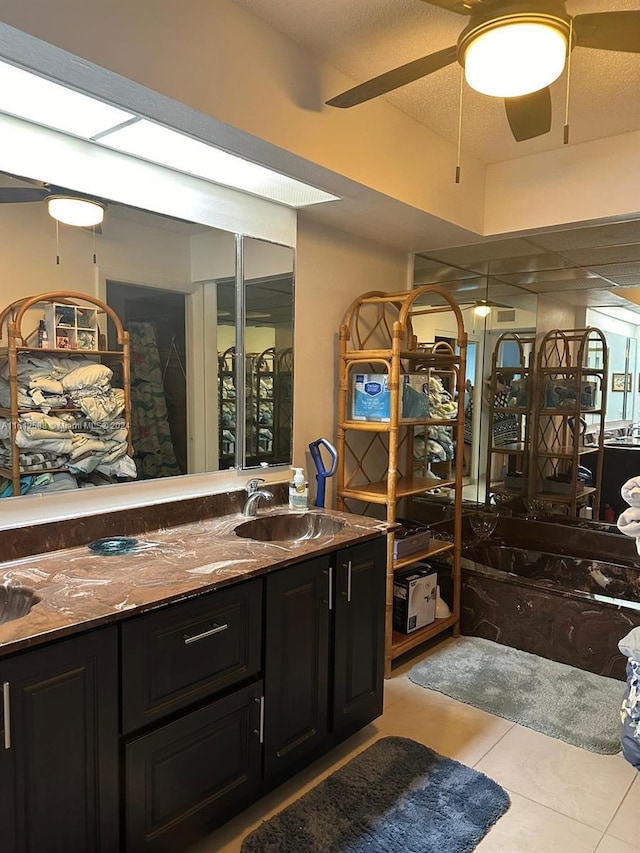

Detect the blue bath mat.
xmin=409 ymin=636 xmax=625 ymax=753
xmin=241 ymin=736 xmax=510 ymax=853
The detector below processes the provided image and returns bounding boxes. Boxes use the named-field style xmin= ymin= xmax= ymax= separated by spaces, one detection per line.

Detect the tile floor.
xmin=189 ymin=638 xmax=639 ymax=853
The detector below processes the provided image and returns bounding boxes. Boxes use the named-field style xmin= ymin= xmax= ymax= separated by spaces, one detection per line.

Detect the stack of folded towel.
xmin=616 ymin=477 xmax=640 ymax=553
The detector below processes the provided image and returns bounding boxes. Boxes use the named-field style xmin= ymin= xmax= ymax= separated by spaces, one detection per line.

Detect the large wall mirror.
xmin=0 ymin=167 xmax=295 ymax=502
xmin=413 ymin=218 xmax=640 ymax=510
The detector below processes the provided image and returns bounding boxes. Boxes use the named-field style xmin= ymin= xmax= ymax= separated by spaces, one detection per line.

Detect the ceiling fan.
xmin=326 ymin=1 xmax=640 ymax=142
xmin=0 ymin=175 xmax=106 ymax=227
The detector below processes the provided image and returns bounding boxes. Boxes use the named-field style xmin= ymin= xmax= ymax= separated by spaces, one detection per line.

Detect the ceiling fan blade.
xmin=504 ymin=87 xmax=551 ymax=142
xmin=326 ymin=45 xmax=457 ymax=108
xmin=418 ymin=0 xmax=480 ymax=15
xmin=573 ymin=11 xmax=640 ymax=53
xmin=0 ymin=187 xmax=48 ymax=203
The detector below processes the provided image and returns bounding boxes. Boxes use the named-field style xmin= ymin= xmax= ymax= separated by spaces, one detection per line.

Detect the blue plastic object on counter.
xmin=309 ymin=437 xmax=337 ymax=509
xmin=88 ymin=536 xmax=138 ymax=555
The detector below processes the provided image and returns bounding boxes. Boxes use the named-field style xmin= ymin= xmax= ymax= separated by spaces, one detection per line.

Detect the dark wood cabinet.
xmin=0 ymin=533 xmax=386 ymax=853
xmin=263 ymin=555 xmax=331 ymax=782
xmin=333 ymin=538 xmax=386 ymax=739
xmin=125 ymin=680 xmax=263 ymax=853
xmin=0 ymin=627 xmax=119 ymax=853
xmin=263 ymin=537 xmax=386 ymax=784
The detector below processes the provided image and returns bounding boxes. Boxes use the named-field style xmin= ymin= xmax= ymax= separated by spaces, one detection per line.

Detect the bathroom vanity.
xmin=0 ymin=508 xmax=386 ymax=852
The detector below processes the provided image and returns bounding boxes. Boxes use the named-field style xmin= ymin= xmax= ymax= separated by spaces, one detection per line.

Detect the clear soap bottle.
xmin=289 ymin=467 xmax=309 ymax=510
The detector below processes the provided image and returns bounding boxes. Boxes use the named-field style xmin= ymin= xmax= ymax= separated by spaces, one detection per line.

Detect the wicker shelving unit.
xmin=0 ymin=291 xmax=132 ymax=496
xmin=530 ymin=327 xmax=607 ymax=518
xmin=336 ymin=286 xmax=467 ymax=677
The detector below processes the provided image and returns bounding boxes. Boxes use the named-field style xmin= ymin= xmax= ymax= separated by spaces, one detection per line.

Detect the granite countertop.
xmin=0 ymin=508 xmax=388 ymax=657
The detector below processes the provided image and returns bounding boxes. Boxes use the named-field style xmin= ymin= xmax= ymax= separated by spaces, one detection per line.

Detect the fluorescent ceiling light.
xmin=463 ymin=20 xmax=567 ymax=98
xmin=98 ymin=119 xmax=339 ymax=208
xmin=48 ymin=196 xmax=105 ymax=227
xmin=0 ymin=60 xmax=134 ymax=138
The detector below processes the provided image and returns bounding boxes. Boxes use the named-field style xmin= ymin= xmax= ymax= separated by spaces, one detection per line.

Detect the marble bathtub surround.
xmin=0 ymin=504 xmax=388 ymax=657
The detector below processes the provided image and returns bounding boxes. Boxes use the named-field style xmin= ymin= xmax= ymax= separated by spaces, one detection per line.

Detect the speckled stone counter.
xmin=0 ymin=508 xmax=387 ymax=656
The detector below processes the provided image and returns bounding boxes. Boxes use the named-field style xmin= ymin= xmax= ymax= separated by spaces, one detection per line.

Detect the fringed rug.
xmin=241 ymin=736 xmax=510 ymax=853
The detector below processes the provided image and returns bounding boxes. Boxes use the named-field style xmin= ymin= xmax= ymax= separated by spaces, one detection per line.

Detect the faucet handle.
xmin=246 ymin=477 xmax=266 ymax=495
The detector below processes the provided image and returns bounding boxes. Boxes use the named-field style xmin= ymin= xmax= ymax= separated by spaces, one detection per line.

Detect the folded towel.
xmin=621 ymin=476 xmax=640 ymax=507
xmin=617 ymin=507 xmax=640 ymax=555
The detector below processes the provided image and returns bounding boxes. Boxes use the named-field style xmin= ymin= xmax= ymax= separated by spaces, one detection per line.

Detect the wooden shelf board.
xmin=538 ymin=407 xmax=602 ymax=415
xmin=342 ymin=349 xmax=458 ymax=365
xmin=0 ymin=346 xmax=124 ymax=356
xmin=393 ymin=540 xmax=453 ymax=571
xmin=391 ymin=614 xmax=458 ymax=659
xmin=537 ymin=485 xmax=596 ymax=501
xmin=489 ymin=442 xmax=526 ymax=453
xmin=341 ymin=475 xmax=455 ymax=503
xmin=489 ymin=483 xmax=526 ymax=495
xmin=341 ymin=417 xmax=457 ymax=432
xmin=536 ymin=446 xmax=602 ymax=457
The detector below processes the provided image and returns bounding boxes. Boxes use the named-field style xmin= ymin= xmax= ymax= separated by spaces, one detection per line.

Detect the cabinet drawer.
xmin=121 ymin=578 xmax=262 ymax=733
xmin=125 ymin=679 xmax=263 ymax=853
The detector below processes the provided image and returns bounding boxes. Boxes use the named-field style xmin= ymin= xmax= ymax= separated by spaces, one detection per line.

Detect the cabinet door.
xmin=263 ymin=555 xmax=330 ymax=782
xmin=333 ymin=538 xmax=386 ymax=739
xmin=0 ymin=627 xmax=119 ymax=853
xmin=125 ymin=679 xmax=263 ymax=853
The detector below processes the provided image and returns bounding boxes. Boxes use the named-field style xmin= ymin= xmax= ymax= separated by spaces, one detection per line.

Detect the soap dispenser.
xmin=289 ymin=467 xmax=309 ymax=510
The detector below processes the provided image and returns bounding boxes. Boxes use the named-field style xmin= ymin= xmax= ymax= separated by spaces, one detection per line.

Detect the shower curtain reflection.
xmin=128 ymin=321 xmax=183 ymax=480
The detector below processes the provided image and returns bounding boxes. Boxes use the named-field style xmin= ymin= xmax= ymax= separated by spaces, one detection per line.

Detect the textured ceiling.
xmin=233 ymin=0 xmax=640 ymax=164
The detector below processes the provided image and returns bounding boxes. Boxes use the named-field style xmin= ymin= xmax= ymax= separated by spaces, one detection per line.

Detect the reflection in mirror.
xmin=241 ymin=237 xmax=294 ymax=470
xmin=0 ymin=167 xmax=293 ymax=501
xmin=414 ymin=220 xmax=640 ymax=521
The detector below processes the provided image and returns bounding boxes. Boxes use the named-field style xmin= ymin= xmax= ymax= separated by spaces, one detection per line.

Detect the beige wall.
xmin=294 ymin=216 xmax=410 ymax=499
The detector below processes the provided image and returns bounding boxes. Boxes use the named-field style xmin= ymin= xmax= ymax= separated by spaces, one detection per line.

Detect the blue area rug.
xmin=241 ymin=736 xmax=510 ymax=853
xmin=408 ymin=636 xmax=624 ymax=753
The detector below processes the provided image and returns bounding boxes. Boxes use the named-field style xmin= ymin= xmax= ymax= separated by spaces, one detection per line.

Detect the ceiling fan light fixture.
xmin=473 ymin=302 xmax=492 ymax=317
xmin=47 ymin=196 xmax=105 ymax=227
xmin=462 ymin=17 xmax=568 ymax=98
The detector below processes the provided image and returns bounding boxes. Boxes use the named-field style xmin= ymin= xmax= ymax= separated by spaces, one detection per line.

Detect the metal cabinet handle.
xmin=346 ymin=560 xmax=352 ymax=603
xmin=183 ymin=623 xmax=228 ymax=645
xmin=2 ymin=682 xmax=10 ymax=750
xmin=253 ymin=695 xmax=265 ymax=743
xmin=328 ymin=566 xmax=333 ymax=611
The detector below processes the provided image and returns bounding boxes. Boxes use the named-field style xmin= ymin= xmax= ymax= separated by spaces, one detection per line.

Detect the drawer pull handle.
xmin=2 ymin=682 xmax=10 ymax=750
xmin=183 ymin=623 xmax=228 ymax=645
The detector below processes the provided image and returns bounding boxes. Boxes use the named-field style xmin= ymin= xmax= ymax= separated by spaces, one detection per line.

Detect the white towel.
xmin=621 ymin=476 xmax=640 ymax=507
xmin=617 ymin=506 xmax=640 ymax=555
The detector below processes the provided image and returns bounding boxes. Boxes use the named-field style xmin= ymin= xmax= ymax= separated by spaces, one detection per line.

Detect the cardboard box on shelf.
xmin=351 ymin=373 xmax=430 ymax=422
xmin=393 ymin=566 xmax=437 ymax=634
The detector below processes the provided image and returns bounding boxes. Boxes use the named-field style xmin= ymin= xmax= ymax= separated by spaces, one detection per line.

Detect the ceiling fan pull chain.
xmin=55 ymin=219 xmax=60 ymax=266
xmin=455 ymin=68 xmax=464 ymax=184
xmin=93 ymin=226 xmax=97 ymax=265
xmin=563 ymin=18 xmax=574 ymax=145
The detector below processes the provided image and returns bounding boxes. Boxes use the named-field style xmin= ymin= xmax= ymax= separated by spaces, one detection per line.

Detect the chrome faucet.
xmin=243 ymin=478 xmax=274 ymax=517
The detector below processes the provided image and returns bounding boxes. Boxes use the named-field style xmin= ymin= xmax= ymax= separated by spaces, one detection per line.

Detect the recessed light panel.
xmin=0 ymin=60 xmax=134 ymax=139
xmin=98 ymin=119 xmax=339 ymax=208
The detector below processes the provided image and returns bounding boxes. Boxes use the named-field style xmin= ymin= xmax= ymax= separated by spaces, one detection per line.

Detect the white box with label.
xmin=392 ymin=567 xmax=437 ymax=634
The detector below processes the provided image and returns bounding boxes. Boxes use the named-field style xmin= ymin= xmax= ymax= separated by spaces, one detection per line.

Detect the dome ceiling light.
xmin=47 ymin=196 xmax=105 ymax=227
